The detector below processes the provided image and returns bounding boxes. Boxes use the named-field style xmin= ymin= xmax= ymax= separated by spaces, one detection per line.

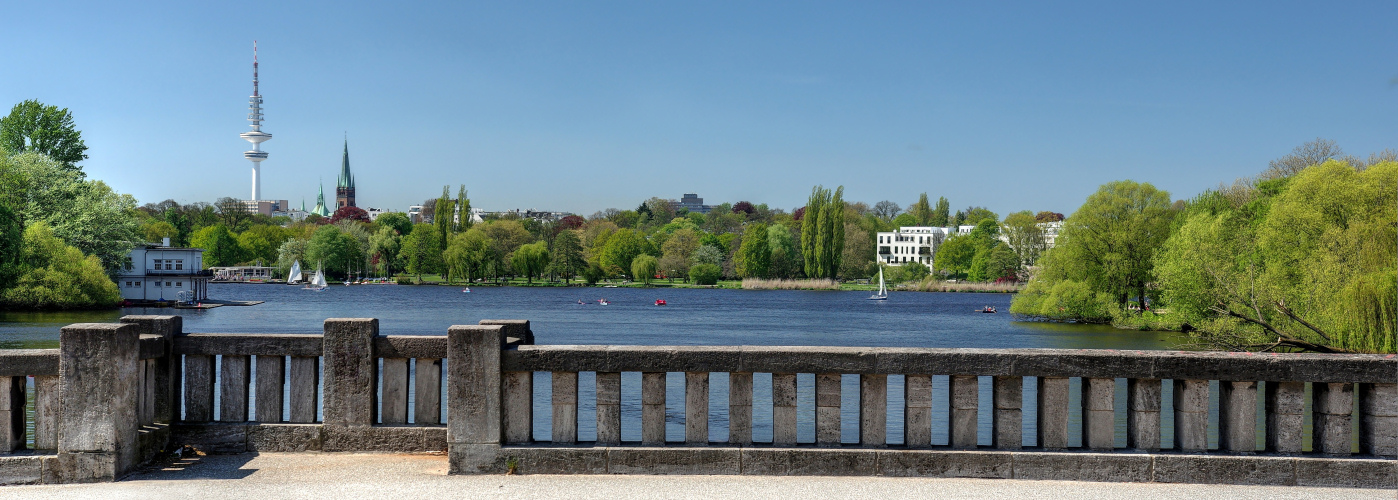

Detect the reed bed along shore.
xmin=741 ymin=278 xmax=842 ymax=290
xmin=906 ymin=280 xmax=1021 ymax=293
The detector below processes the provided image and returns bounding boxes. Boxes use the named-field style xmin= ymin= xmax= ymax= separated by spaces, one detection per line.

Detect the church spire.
xmin=335 ymin=139 xmax=356 ymax=209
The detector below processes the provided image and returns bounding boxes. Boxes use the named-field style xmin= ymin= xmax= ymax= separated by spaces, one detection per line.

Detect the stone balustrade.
xmin=0 ymin=316 xmax=1393 ymax=489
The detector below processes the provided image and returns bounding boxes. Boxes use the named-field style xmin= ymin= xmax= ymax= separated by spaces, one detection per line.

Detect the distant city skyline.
xmin=4 ymin=2 xmax=1395 ymax=217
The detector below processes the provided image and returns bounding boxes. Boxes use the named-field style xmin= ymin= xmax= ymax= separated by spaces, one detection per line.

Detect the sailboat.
xmin=868 ymin=266 xmax=888 ymax=301
xmin=305 ymin=264 xmax=328 ymax=291
xmin=287 ymin=261 xmax=303 ymax=285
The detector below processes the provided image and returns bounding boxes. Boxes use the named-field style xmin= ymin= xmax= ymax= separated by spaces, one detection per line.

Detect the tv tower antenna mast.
xmin=240 ymin=40 xmax=272 ymax=201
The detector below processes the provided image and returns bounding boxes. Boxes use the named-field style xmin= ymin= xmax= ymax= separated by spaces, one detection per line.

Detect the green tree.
xmin=143 ymin=221 xmax=177 ymax=245
xmin=767 ymin=224 xmax=799 ymax=279
xmin=0 ymin=100 xmax=88 ymax=172
xmin=658 ymin=228 xmax=700 ymax=282
xmin=961 ymin=207 xmax=999 ymax=226
xmin=689 ymin=263 xmax=721 ymax=285
xmin=275 ymin=237 xmax=309 ymax=278
xmin=891 ymin=213 xmax=918 ymax=228
xmin=630 ymin=254 xmax=659 ymax=285
xmin=215 ymin=197 xmax=253 ymax=233
xmin=303 ymin=226 xmax=358 ymax=279
xmin=0 ymin=203 xmax=22 ymax=286
xmin=2 ymin=223 xmax=119 ymax=308
xmin=511 ymin=241 xmax=550 ymax=284
xmin=548 ymin=230 xmax=586 ymax=281
xmin=932 ymin=196 xmax=950 ymax=227
xmin=1001 ymin=211 xmax=1046 ymax=268
xmin=435 ymin=186 xmax=454 ymax=254
xmin=599 ymin=228 xmax=653 ymax=278
xmin=190 ymin=225 xmax=244 ymax=267
xmin=374 ymin=211 xmax=413 ymax=236
xmin=800 ymin=185 xmax=845 ymax=280
xmin=399 ymin=223 xmax=444 ymax=282
xmin=368 ymin=226 xmax=401 ymax=276
xmin=480 ymin=220 xmax=533 ymax=276
xmin=444 ymin=228 xmax=492 ymax=284
xmin=455 ymin=185 xmax=473 ymax=232
xmin=736 ymin=223 xmax=770 ymax=278
xmin=908 ymin=193 xmax=933 ymax=226
xmin=839 ymin=223 xmax=875 ymax=279
xmin=932 ymin=234 xmax=976 ymax=278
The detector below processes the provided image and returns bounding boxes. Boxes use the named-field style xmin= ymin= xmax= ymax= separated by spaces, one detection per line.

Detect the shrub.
xmin=689 ymin=263 xmax=721 ymax=285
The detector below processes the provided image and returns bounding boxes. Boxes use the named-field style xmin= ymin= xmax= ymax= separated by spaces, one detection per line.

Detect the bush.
xmin=689 ymin=263 xmax=721 ymax=285
xmin=2 ymin=223 xmax=120 ymax=309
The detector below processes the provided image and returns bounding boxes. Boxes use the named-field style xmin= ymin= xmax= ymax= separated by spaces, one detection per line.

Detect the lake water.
xmin=3 ymin=284 xmax=1215 ymax=448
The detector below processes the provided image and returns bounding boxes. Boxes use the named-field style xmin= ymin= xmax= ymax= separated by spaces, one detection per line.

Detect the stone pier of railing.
xmin=1 ymin=316 xmax=1394 ymax=489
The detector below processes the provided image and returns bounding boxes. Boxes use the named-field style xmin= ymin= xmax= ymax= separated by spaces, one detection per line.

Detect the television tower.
xmin=240 ymin=41 xmax=272 ymax=201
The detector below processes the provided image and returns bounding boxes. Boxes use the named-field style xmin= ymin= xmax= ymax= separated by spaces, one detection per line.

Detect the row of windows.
xmin=878 ymin=235 xmax=936 ymax=245
xmin=124 ymin=281 xmax=182 ymax=288
xmin=152 ymin=259 xmax=185 ymax=270
xmin=883 ymin=256 xmax=930 ymax=264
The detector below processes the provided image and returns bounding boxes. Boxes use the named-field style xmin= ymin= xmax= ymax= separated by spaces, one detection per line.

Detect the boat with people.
xmin=304 ymin=264 xmax=327 ymax=291
xmin=598 ymin=298 xmax=610 ymax=306
xmin=462 ymin=287 xmax=471 ymax=293
xmin=869 ymin=266 xmax=888 ymax=301
xmin=655 ymin=299 xmax=666 ymax=306
xmin=980 ymin=305 xmax=997 ymax=313
xmin=286 ymin=261 xmax=303 ymax=285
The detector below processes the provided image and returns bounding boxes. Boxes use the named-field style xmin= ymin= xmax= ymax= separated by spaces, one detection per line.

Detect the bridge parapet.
xmin=0 ymin=317 xmax=1393 ymax=488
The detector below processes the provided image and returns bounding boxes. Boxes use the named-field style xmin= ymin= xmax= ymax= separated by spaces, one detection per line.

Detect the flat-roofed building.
xmin=117 ymin=239 xmax=211 ymax=302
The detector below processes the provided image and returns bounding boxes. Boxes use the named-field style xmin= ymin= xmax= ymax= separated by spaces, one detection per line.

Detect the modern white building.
xmin=117 ymin=239 xmax=211 ymax=303
xmin=876 ymin=226 xmax=969 ymax=266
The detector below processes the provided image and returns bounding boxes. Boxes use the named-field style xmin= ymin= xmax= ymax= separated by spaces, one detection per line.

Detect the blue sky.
xmin=5 ymin=1 xmax=1394 ymax=217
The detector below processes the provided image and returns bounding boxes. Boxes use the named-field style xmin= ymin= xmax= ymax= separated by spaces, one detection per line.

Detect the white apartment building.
xmin=116 ymin=239 xmax=211 ymax=302
xmin=876 ymin=221 xmax=1062 ymax=267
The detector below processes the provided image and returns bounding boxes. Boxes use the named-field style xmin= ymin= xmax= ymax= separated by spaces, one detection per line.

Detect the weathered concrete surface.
xmin=58 ymin=322 xmax=141 ymax=482
xmin=0 ymin=453 xmax=1387 ymax=499
xmin=446 ymin=324 xmax=504 ymax=473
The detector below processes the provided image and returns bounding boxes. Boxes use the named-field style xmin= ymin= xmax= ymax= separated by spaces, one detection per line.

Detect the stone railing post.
xmin=1218 ymin=381 xmax=1256 ymax=453
xmin=1081 ymin=378 xmax=1114 ymax=451
xmin=1359 ymin=383 xmax=1396 ymax=457
xmin=119 ymin=315 xmax=182 ymax=424
xmin=1312 ymin=382 xmax=1353 ymax=456
xmin=992 ymin=376 xmax=1022 ymax=450
xmin=1126 ymin=378 xmax=1160 ymax=451
xmin=322 ymin=318 xmax=378 ymax=450
xmin=1173 ymin=379 xmax=1208 ymax=452
xmin=56 ymin=323 xmax=140 ymax=482
xmin=447 ymin=324 xmax=504 ymax=474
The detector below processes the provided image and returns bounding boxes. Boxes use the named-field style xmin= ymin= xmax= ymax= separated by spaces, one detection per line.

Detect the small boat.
xmin=980 ymin=306 xmax=997 ymax=313
xmin=462 ymin=287 xmax=471 ymax=293
xmin=655 ymin=299 xmax=667 ymax=306
xmin=868 ymin=266 xmax=888 ymax=301
xmin=598 ymin=298 xmax=610 ymax=306
xmin=304 ymin=265 xmax=328 ymax=291
xmin=287 ymin=261 xmax=303 ymax=285
xmin=577 ymin=299 xmax=586 ymax=305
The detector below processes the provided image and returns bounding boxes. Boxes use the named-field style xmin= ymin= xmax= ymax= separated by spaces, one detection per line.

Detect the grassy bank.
xmin=385 ymin=274 xmax=1025 ymax=293
xmin=741 ymin=278 xmax=841 ymax=290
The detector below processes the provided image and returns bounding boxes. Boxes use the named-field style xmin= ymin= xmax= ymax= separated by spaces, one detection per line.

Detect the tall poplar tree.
xmin=434 ymin=185 xmax=453 ymax=254
xmin=932 ymin=196 xmax=950 ymax=227
xmin=909 ymin=193 xmax=933 ymax=226
xmin=800 ymin=185 xmax=846 ymax=280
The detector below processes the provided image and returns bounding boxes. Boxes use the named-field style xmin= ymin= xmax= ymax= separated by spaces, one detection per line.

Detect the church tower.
xmin=336 ymin=141 xmax=356 ymax=209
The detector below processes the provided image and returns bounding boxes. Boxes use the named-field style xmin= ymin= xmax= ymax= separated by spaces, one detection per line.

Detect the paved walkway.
xmin=1 ymin=453 xmax=1389 ymax=499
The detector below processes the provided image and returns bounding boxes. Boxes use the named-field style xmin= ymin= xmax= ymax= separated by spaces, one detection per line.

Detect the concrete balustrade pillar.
xmin=772 ymin=373 xmax=797 ymax=446
xmin=595 ymin=372 xmax=620 ymax=445
xmin=949 ymin=375 xmax=978 ymax=449
xmin=728 ymin=372 xmax=753 ymax=445
xmin=323 ymin=318 xmax=378 ymax=427
xmin=1173 ymin=379 xmax=1209 ymax=452
xmin=816 ymin=373 xmax=841 ymax=446
xmin=120 ymin=315 xmax=181 ymax=424
xmin=641 ymin=372 xmax=666 ymax=445
xmin=57 ymin=322 xmax=141 ymax=482
xmin=502 ymin=371 xmax=532 ymax=444
xmin=992 ymin=376 xmax=1022 ymax=450
xmin=904 ymin=375 xmax=932 ymax=448
xmin=551 ymin=372 xmax=578 ymax=444
xmin=685 ymin=372 xmax=709 ymax=445
xmin=860 ymin=374 xmax=887 ymax=446
xmin=0 ymin=376 xmax=23 ymax=452
xmin=1218 ymin=381 xmax=1257 ymax=453
xmin=1081 ymin=378 xmax=1114 ymax=451
xmin=447 ymin=324 xmax=504 ymax=473
xmin=1312 ymin=382 xmax=1353 ymax=456
xmin=1127 ymin=378 xmax=1160 ymax=451
xmin=34 ymin=376 xmax=59 ymax=451
xmin=1359 ymin=383 xmax=1397 ymax=456
xmin=1037 ymin=377 xmax=1070 ymax=449
xmin=1265 ymin=381 xmax=1305 ymax=454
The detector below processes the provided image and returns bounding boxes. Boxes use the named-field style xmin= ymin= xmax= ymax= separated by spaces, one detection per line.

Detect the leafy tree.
xmin=435 ymin=186 xmax=454 ymax=254
xmin=2 ymin=223 xmax=119 ymax=309
xmin=659 ymin=228 xmax=700 ymax=281
xmin=732 ymin=201 xmax=756 ymax=218
xmin=0 ymin=152 xmax=140 ymax=272
xmin=689 ymin=263 xmax=721 ymax=285
xmin=557 ymin=214 xmax=586 ymax=231
xmin=599 ymin=228 xmax=654 ymax=278
xmin=304 ymin=225 xmax=365 ymax=280
xmin=0 ymin=203 xmax=21 ymax=285
xmin=908 ymin=193 xmax=933 ymax=226
xmin=736 ymin=223 xmax=770 ymax=278
xmin=872 ymin=201 xmax=901 ymax=221
xmin=444 ymin=228 xmax=492 ymax=284
xmin=891 ymin=213 xmax=918 ymax=228
xmin=932 ymin=234 xmax=976 ymax=278
xmin=767 ymin=224 xmax=800 ymax=279
xmin=839 ymin=223 xmax=875 ymax=279
xmin=236 ymin=231 xmax=274 ymax=265
xmin=480 ymin=220 xmax=533 ymax=276
xmin=367 ymin=227 xmax=401 ymax=276
xmin=163 ymin=207 xmax=192 ymax=247
xmin=330 ymin=206 xmax=371 ymax=224
xmin=213 ymin=197 xmax=253 ymax=233
xmin=275 ymin=237 xmax=309 ymax=277
xmin=456 ymin=185 xmax=473 ymax=232
xmin=548 ymin=230 xmax=586 ymax=281
xmin=511 ymin=241 xmax=550 ymax=284
xmin=374 ymin=211 xmax=413 ymax=236
xmin=191 ymin=225 xmax=244 ymax=267
xmin=691 ymin=245 xmax=723 ymax=267
xmin=143 ymin=221 xmax=178 ymax=245
xmin=399 ymin=223 xmax=443 ymax=282
xmin=1034 ymin=211 xmax=1065 ymax=222
xmin=630 ymin=254 xmax=659 ymax=285
xmin=1156 ymin=160 xmax=1395 ymax=353
xmin=1001 ymin=211 xmax=1046 ymax=268
xmin=0 ymin=100 xmax=88 ymax=172
xmin=800 ymin=185 xmax=845 ymax=280
xmin=968 ymin=243 xmax=1019 ymax=282
xmin=932 ymin=196 xmax=950 ymax=227
xmin=961 ymin=207 xmax=998 ymax=226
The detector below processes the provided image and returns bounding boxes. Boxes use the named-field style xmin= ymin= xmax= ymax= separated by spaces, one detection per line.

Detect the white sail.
xmin=878 ymin=267 xmax=887 ymax=297
xmin=312 ymin=268 xmax=327 ymax=288
xmin=288 ymin=261 xmax=303 ymax=283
